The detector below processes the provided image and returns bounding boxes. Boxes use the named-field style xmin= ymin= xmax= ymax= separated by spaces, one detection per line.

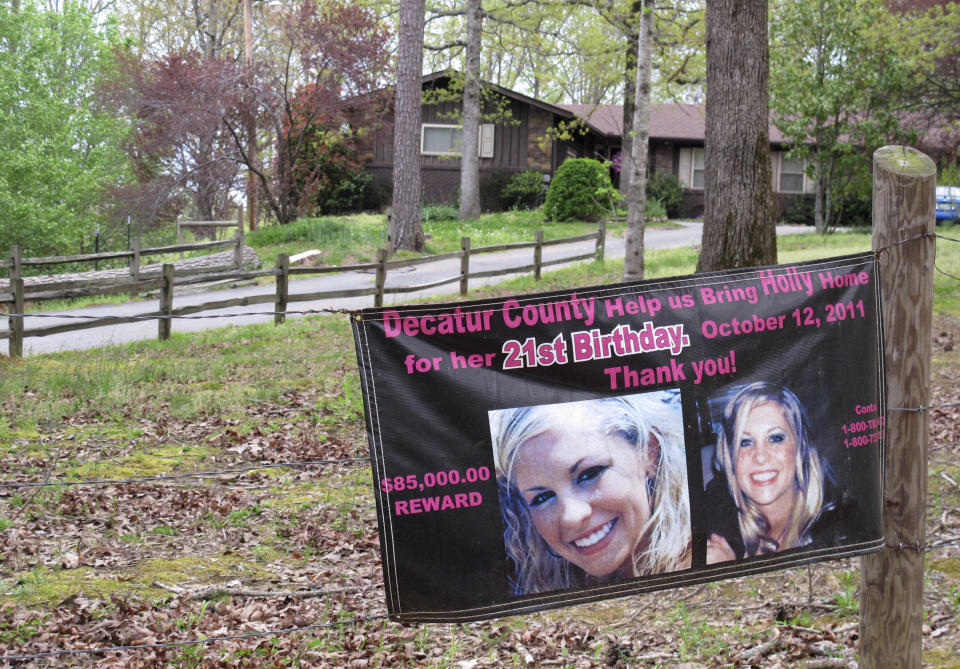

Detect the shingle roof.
xmin=558 ymin=102 xmax=789 ymax=144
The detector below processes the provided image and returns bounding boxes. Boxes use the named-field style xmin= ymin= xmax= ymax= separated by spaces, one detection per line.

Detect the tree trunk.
xmin=697 ymin=0 xmax=776 ymax=272
xmin=390 ymin=0 xmax=426 ymax=252
xmin=623 ymin=0 xmax=652 ymax=281
xmin=459 ymin=0 xmax=482 ymax=221
xmin=814 ymin=155 xmax=826 ymax=233
xmin=619 ymin=0 xmax=643 ymax=198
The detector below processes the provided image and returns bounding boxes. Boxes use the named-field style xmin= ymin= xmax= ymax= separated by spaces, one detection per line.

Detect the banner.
xmin=352 ymin=252 xmax=885 ymax=622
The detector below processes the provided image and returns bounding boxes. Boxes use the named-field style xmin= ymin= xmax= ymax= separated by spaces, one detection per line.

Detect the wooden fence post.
xmin=129 ymin=238 xmax=141 ymax=299
xmin=460 ymin=237 xmax=471 ymax=296
xmin=9 ymin=245 xmax=22 ymax=358
xmin=159 ymin=263 xmax=174 ymax=341
xmin=374 ymin=248 xmax=387 ymax=308
xmin=177 ymin=215 xmax=185 ymax=260
xmin=10 ymin=278 xmax=23 ymax=358
xmin=234 ymin=229 xmax=243 ymax=269
xmin=860 ymin=145 xmax=936 ymax=669
xmin=534 ymin=230 xmax=543 ymax=281
xmin=275 ymin=254 xmax=289 ymax=325
xmin=129 ymin=238 xmax=140 ymax=280
xmin=596 ymin=219 xmax=607 ymax=263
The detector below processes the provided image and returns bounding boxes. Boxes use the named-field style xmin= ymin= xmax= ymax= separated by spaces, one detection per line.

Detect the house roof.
xmin=421 ymin=71 xmax=579 ymax=121
xmin=558 ymin=102 xmax=790 ymax=144
xmin=419 ymin=72 xmax=799 ymax=146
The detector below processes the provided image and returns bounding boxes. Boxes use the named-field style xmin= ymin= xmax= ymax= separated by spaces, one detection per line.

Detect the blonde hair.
xmin=490 ymin=392 xmax=691 ymax=596
xmin=715 ymin=382 xmax=825 ymax=556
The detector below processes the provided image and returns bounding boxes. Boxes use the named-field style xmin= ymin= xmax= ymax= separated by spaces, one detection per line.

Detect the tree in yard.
xmin=697 ymin=0 xmax=776 ymax=272
xmin=459 ymin=0 xmax=483 ymax=221
xmin=108 ymin=51 xmax=242 ymax=226
xmin=283 ymin=83 xmax=376 ymax=216
xmin=391 ymin=0 xmax=427 ymax=252
xmin=228 ymin=0 xmax=391 ymax=225
xmin=0 ymin=1 xmax=130 ymax=257
xmin=770 ymin=0 xmax=911 ymax=233
xmin=885 ymin=1 xmax=960 ymax=161
xmin=623 ymin=0 xmax=653 ymax=281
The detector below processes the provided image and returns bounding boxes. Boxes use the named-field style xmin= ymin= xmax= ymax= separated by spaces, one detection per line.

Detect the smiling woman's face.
xmin=512 ymin=411 xmax=654 ymax=579
xmin=734 ymin=401 xmax=799 ymax=515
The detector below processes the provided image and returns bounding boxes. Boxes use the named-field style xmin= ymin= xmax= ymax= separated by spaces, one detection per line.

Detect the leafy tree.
xmin=225 ymin=1 xmax=391 ymax=225
xmin=885 ymin=1 xmax=960 ymax=163
xmin=770 ymin=0 xmax=912 ymax=233
xmin=698 ymin=0 xmax=776 ymax=272
xmin=284 ymin=83 xmax=372 ymax=216
xmin=107 ymin=51 xmax=242 ymax=225
xmin=0 ymin=1 xmax=130 ymax=257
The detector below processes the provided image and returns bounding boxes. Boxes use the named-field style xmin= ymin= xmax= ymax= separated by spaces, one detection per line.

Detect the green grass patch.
xmin=247 ymin=214 xmax=387 ymax=268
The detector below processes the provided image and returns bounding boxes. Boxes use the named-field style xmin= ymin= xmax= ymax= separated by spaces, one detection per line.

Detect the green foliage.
xmin=479 ymin=169 xmax=514 ymax=212
xmin=833 ymin=570 xmax=860 ymax=616
xmin=247 ymin=217 xmax=385 ymax=248
xmin=0 ymin=1 xmax=131 ymax=257
xmin=319 ymin=169 xmax=372 ymax=216
xmin=543 ymin=158 xmax=619 ymax=222
xmin=781 ymin=196 xmax=814 ymax=226
xmin=501 ymin=171 xmax=546 ymax=211
xmin=770 ymin=0 xmax=912 ymax=233
xmin=940 ymin=162 xmax=960 ymax=188
xmin=646 ymin=172 xmax=685 ymax=218
xmin=421 ymin=204 xmax=459 ymax=223
xmin=422 ymin=210 xmax=611 ymax=253
xmin=287 ymin=104 xmax=371 ymax=216
xmin=645 ymin=197 xmax=668 ymax=220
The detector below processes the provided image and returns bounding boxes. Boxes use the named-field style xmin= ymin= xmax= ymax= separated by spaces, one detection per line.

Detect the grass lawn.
xmin=0 ymin=223 xmax=958 ymax=666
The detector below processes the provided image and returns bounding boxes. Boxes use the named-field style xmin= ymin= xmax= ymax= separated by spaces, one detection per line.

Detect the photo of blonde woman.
xmin=490 ymin=392 xmax=691 ymax=596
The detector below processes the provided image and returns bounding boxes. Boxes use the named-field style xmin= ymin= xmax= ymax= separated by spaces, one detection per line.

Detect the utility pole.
xmin=242 ymin=0 xmax=258 ymax=231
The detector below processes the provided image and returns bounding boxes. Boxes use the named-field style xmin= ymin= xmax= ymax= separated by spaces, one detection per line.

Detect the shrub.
xmin=543 ymin=158 xmax=620 ymax=222
xmin=501 ymin=170 xmax=546 ymax=210
xmin=645 ymin=197 xmax=667 ymax=220
xmin=781 ymin=195 xmax=814 ymax=226
xmin=646 ymin=172 xmax=685 ymax=219
xmin=834 ymin=189 xmax=872 ymax=228
xmin=479 ymin=169 xmax=514 ymax=212
xmin=421 ymin=203 xmax=458 ymax=223
xmin=361 ymin=173 xmax=392 ymax=212
xmin=319 ymin=170 xmax=371 ymax=215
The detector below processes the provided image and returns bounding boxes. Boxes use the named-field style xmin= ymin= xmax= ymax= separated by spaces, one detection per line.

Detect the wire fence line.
xmin=0 ymin=401 xmax=956 ymax=492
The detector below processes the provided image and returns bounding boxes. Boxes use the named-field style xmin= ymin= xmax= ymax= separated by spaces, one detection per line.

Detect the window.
xmin=421 ymin=123 xmax=495 ymax=157
xmin=779 ymin=155 xmax=805 ymax=192
xmin=422 ymin=124 xmax=461 ymax=155
xmin=692 ymin=148 xmax=705 ymax=189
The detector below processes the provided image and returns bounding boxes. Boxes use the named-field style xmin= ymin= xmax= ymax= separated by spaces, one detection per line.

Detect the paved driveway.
xmin=5 ymin=222 xmax=810 ymax=356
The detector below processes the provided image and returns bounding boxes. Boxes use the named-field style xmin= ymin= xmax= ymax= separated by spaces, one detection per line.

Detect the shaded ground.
xmin=0 ymin=315 xmax=957 ymax=668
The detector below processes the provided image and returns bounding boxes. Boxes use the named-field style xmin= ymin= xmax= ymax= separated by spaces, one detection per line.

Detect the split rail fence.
xmin=0 ymin=222 xmax=606 ymax=358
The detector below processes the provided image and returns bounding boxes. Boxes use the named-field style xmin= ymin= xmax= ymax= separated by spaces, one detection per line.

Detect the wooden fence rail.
xmin=1 ymin=224 xmax=606 ymax=356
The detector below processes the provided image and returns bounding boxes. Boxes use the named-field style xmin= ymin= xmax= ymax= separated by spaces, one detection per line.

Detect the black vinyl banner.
xmin=352 ymin=252 xmax=885 ymax=622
